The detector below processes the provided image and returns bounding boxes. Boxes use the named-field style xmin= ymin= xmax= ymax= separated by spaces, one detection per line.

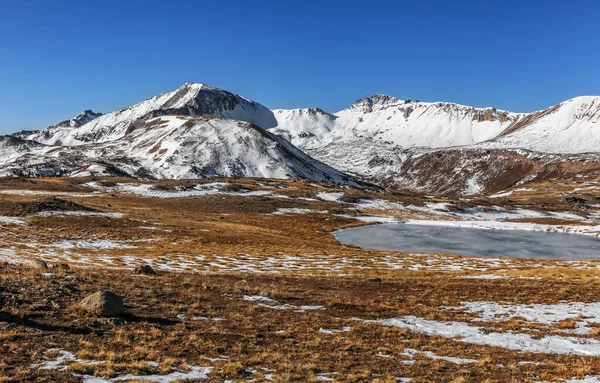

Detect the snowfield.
xmin=365 ymin=316 xmax=600 ymax=356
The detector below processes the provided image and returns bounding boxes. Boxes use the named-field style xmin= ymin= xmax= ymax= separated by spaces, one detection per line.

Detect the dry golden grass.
xmin=0 ymin=177 xmax=600 ymax=382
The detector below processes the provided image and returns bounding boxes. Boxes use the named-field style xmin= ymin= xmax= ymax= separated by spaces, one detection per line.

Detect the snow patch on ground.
xmin=367 ymin=316 xmax=600 ymax=356
xmin=84 ymin=182 xmax=272 ymax=199
xmin=317 ymin=191 xmax=344 ymax=202
xmin=319 ymin=326 xmax=351 ymax=334
xmin=402 ymin=348 xmax=477 ymax=365
xmin=79 ymin=366 xmax=212 ymax=382
xmin=243 ymin=295 xmax=325 ymax=312
xmin=272 ymin=208 xmax=328 ymax=215
xmin=30 ymin=350 xmax=104 ymax=371
xmin=0 ymin=216 xmax=26 ymax=225
xmin=30 ymin=349 xmax=212 ymax=382
xmin=37 ymin=211 xmax=123 ymax=218
xmin=51 ymin=239 xmax=138 ymax=250
xmin=447 ymin=301 xmax=600 ymax=334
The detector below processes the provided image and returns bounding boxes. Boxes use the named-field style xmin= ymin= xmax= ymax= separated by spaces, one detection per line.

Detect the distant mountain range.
xmin=3 ymin=83 xmax=600 ymax=195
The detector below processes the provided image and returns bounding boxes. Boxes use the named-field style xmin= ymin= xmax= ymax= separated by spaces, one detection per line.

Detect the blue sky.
xmin=1 ymin=0 xmax=599 ymax=133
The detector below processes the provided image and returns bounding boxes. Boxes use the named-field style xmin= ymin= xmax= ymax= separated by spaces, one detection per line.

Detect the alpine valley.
xmin=4 ymin=83 xmax=600 ymax=196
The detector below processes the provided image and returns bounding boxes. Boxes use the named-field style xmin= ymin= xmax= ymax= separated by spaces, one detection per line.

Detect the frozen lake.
xmin=334 ymin=223 xmax=600 ymax=260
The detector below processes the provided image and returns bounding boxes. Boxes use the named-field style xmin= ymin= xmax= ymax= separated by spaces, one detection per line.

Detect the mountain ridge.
xmin=3 ymin=83 xmax=600 ymax=196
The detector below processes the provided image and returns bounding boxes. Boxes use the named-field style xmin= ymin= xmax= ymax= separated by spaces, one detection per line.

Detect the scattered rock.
xmin=564 ymin=196 xmax=588 ymax=205
xmin=93 ymin=317 xmax=124 ymax=326
xmin=29 ymin=302 xmax=51 ymax=311
xmin=29 ymin=259 xmax=48 ymax=270
xmin=133 ymin=264 xmax=157 ymax=276
xmin=53 ymin=263 xmax=71 ymax=271
xmin=79 ymin=291 xmax=124 ymax=317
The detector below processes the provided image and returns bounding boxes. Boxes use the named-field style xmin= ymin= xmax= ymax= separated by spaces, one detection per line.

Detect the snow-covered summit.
xmin=21 ymin=83 xmax=277 ymax=146
xmin=272 ymin=95 xmax=522 ymax=152
xmin=483 ymin=96 xmax=600 ymax=153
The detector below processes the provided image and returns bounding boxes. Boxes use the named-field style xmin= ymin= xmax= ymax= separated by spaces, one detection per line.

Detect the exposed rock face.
xmin=387 ymin=148 xmax=600 ymax=197
xmin=472 ymin=108 xmax=511 ymax=123
xmin=80 ymin=291 xmax=124 ymax=317
xmin=348 ymin=94 xmax=404 ymax=113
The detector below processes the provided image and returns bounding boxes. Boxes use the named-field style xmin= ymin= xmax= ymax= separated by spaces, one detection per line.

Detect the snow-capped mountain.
xmin=4 ymin=82 xmax=600 ymax=195
xmin=272 ymin=95 xmax=522 ymax=150
xmin=19 ymin=83 xmax=277 ymax=146
xmin=0 ymin=116 xmax=356 ymax=184
xmin=268 ymin=93 xmax=600 ymax=195
xmin=481 ymin=96 xmax=600 ymax=153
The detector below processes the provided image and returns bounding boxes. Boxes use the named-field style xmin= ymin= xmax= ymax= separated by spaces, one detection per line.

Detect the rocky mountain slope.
xmin=13 ymin=110 xmax=103 ymax=142
xmin=4 ymin=83 xmax=600 ymax=195
xmin=1 ymin=116 xmax=355 ymax=183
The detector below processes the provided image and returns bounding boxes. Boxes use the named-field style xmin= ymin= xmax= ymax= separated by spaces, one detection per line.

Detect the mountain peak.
xmin=348 ymin=94 xmax=405 ymax=113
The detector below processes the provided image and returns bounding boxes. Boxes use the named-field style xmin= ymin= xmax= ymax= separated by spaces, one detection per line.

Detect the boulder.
xmin=29 ymin=259 xmax=48 ymax=270
xmin=133 ymin=264 xmax=157 ymax=276
xmin=80 ymin=291 xmax=124 ymax=317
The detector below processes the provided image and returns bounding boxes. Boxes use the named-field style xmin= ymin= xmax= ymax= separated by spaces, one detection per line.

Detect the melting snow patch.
xmin=317 ymin=192 xmax=344 ymax=202
xmin=461 ymin=274 xmax=510 ymax=280
xmin=272 ymin=208 xmax=327 ymax=215
xmin=85 ymin=182 xmax=271 ymax=199
xmin=31 ymin=349 xmax=212 ymax=382
xmin=51 ymin=240 xmax=137 ymax=250
xmin=78 ymin=366 xmax=212 ymax=382
xmin=0 ymin=216 xmax=26 ymax=225
xmin=447 ymin=301 xmax=600 ymax=334
xmin=244 ymin=295 xmax=325 ymax=312
xmin=37 ymin=211 xmax=123 ymax=218
xmin=30 ymin=350 xmax=104 ymax=371
xmin=243 ymin=295 xmax=276 ymax=302
xmin=401 ymin=348 xmax=477 ymax=364
xmin=319 ymin=326 xmax=351 ymax=334
xmin=257 ymin=303 xmax=325 ymax=312
xmin=362 ymin=316 xmax=600 ymax=356
xmin=563 ymin=377 xmax=600 ymax=383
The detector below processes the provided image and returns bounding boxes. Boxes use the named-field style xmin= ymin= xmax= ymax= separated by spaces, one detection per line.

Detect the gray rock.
xmin=29 ymin=259 xmax=49 ymax=270
xmin=79 ymin=291 xmax=124 ymax=317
